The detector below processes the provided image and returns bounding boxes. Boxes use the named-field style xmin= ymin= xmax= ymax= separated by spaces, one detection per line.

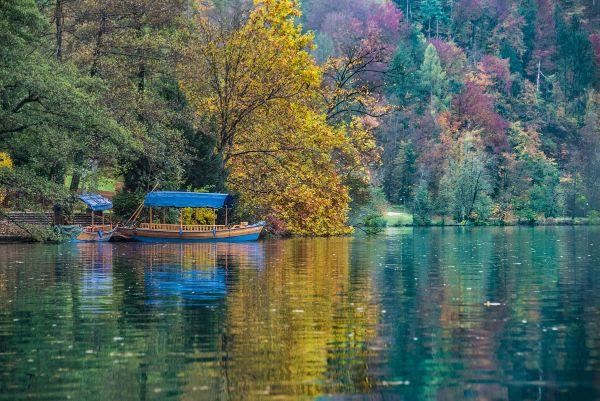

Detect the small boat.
xmin=60 ymin=193 xmax=115 ymax=242
xmin=117 ymin=191 xmax=265 ymax=243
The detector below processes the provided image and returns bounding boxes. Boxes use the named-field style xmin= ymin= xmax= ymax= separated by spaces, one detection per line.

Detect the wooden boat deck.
xmin=82 ymin=224 xmax=113 ymax=233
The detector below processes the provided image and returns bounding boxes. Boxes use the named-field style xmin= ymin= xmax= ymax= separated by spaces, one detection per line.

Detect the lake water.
xmin=1 ymin=227 xmax=600 ymax=401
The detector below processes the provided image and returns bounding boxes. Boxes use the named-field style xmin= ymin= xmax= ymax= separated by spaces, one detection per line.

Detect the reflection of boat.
xmin=117 ymin=191 xmax=265 ymax=243
xmin=59 ymin=193 xmax=115 ymax=242
xmin=141 ymin=242 xmax=266 ymax=271
xmin=75 ymin=243 xmax=114 ymax=314
xmin=139 ymin=242 xmax=266 ymax=306
xmin=145 ymin=268 xmax=228 ymax=306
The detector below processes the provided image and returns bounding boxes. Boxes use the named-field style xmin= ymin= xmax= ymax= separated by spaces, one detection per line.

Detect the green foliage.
xmin=1 ymin=0 xmax=129 ymax=196
xmin=111 ymin=190 xmax=144 ymax=221
xmin=384 ymin=140 xmax=417 ymax=204
xmin=439 ymin=140 xmax=492 ymax=223
xmin=0 ymin=167 xmax=69 ymax=210
xmin=0 ymin=0 xmax=45 ymax=56
xmin=418 ymin=44 xmax=449 ymax=113
xmin=555 ymin=15 xmax=597 ymax=104
xmin=560 ymin=173 xmax=588 ymax=218
xmin=25 ymin=224 xmax=69 ymax=243
xmin=412 ymin=179 xmax=431 ymax=225
xmin=349 ymin=186 xmax=388 ymax=233
xmin=379 ymin=0 xmax=599 ymax=226
xmin=387 ymin=26 xmax=426 ymax=105
xmin=361 ymin=213 xmax=387 ymax=235
xmin=588 ymin=210 xmax=600 ymax=224
xmin=579 ymin=92 xmax=600 ymax=210
xmin=508 ymin=123 xmax=561 ymax=220
xmin=419 ymin=0 xmax=446 ymax=38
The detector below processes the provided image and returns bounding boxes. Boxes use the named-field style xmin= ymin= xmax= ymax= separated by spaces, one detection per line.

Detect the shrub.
xmin=362 ymin=212 xmax=387 ymax=235
xmin=111 ymin=190 xmax=144 ymax=221
xmin=589 ymin=210 xmax=600 ymax=225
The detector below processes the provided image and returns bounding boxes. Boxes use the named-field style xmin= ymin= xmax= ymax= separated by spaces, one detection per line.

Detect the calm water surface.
xmin=1 ymin=227 xmax=600 ymax=401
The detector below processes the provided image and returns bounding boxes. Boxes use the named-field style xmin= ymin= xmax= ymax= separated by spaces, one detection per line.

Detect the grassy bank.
xmin=383 ymin=206 xmax=413 ymax=226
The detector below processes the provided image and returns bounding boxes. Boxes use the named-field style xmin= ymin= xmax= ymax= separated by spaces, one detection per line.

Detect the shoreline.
xmin=391 ymin=217 xmax=600 ymax=228
xmin=1 ymin=219 xmax=599 ymax=244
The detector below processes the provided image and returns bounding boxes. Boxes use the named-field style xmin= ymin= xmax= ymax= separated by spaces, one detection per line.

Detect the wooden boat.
xmin=61 ymin=193 xmax=115 ymax=242
xmin=117 ymin=191 xmax=265 ymax=243
xmin=74 ymin=224 xmax=114 ymax=242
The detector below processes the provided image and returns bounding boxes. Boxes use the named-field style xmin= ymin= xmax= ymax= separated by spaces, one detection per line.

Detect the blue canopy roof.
xmin=144 ymin=191 xmax=234 ymax=209
xmin=78 ymin=193 xmax=113 ymax=211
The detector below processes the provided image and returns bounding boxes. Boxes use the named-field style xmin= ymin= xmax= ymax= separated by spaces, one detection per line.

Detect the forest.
xmin=0 ymin=0 xmax=599 ymax=235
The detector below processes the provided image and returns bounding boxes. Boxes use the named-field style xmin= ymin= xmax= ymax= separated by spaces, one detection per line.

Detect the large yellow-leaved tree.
xmin=181 ymin=0 xmax=378 ymax=235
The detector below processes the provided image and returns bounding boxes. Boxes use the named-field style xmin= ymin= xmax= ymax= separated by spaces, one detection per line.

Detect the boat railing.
xmin=83 ymin=224 xmax=113 ymax=233
xmin=140 ymin=223 xmax=229 ymax=231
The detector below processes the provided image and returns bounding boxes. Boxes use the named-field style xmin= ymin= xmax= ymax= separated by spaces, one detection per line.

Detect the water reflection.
xmin=0 ymin=227 xmax=599 ymax=400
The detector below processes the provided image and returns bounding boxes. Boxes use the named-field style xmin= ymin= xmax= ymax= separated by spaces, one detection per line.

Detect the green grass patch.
xmin=384 ymin=205 xmax=413 ymax=226
xmin=64 ymin=175 xmax=119 ymax=192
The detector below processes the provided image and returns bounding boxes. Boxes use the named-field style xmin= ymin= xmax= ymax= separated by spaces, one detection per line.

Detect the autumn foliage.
xmin=181 ymin=0 xmax=379 ymax=235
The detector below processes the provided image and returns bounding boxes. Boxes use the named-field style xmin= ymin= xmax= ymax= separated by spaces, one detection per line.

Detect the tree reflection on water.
xmin=0 ymin=227 xmax=599 ymax=400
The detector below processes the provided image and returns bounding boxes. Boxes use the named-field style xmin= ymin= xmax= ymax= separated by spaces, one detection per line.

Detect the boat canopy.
xmin=144 ymin=191 xmax=234 ymax=209
xmin=78 ymin=193 xmax=113 ymax=211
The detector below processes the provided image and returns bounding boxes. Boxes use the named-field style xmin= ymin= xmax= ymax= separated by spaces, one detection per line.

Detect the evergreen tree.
xmin=556 ymin=15 xmax=597 ymax=103
xmin=579 ymin=92 xmax=600 ymax=210
xmin=420 ymin=0 xmax=446 ymax=39
xmin=384 ymin=140 xmax=417 ymax=204
xmin=418 ymin=43 xmax=449 ymax=113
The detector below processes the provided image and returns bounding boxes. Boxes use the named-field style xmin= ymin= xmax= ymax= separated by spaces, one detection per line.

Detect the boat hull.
xmin=117 ymin=223 xmax=264 ymax=243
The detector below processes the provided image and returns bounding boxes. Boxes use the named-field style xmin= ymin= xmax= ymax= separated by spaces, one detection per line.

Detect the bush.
xmin=111 ymin=190 xmax=144 ymax=221
xmin=362 ymin=212 xmax=387 ymax=235
xmin=0 ymin=168 xmax=68 ymax=210
xmin=25 ymin=224 xmax=69 ymax=243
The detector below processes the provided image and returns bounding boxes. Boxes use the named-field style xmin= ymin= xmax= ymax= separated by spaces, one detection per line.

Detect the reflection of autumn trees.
xmin=182 ymin=238 xmax=380 ymax=400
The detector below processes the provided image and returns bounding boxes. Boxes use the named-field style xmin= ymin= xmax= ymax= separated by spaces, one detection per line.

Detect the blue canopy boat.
xmin=117 ymin=191 xmax=265 ymax=243
xmin=64 ymin=193 xmax=115 ymax=242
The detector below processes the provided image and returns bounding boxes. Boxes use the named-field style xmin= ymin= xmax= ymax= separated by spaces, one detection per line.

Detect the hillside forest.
xmin=1 ymin=0 xmax=599 ymax=234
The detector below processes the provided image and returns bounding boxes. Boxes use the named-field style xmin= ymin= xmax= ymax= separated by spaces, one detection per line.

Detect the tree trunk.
xmin=70 ymin=171 xmax=81 ymax=192
xmin=54 ymin=0 xmax=64 ymax=60
xmin=428 ymin=19 xmax=431 ymax=39
xmin=138 ymin=64 xmax=146 ymax=93
xmin=536 ymin=59 xmax=541 ymax=96
xmin=217 ymin=151 xmax=229 ymax=192
xmin=90 ymin=14 xmax=107 ymax=78
xmin=70 ymin=153 xmax=85 ymax=192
